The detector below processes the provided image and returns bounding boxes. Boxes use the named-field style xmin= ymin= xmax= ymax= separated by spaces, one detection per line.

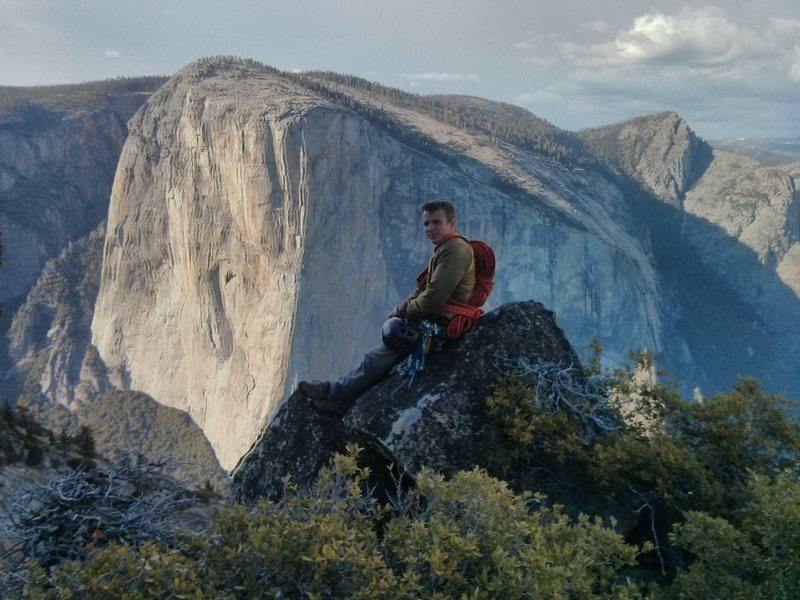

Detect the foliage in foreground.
xmin=483 ymin=346 xmax=800 ymax=597
xmin=19 ymin=449 xmax=641 ymax=599
xmin=9 ymin=349 xmax=800 ymax=598
xmin=660 ymin=470 xmax=800 ymax=599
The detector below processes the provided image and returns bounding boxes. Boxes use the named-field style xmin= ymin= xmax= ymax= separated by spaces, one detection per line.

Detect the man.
xmin=299 ymin=200 xmax=475 ymax=417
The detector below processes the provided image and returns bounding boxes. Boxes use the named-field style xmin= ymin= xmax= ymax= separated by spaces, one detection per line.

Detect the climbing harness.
xmin=394 ymin=319 xmax=440 ymax=384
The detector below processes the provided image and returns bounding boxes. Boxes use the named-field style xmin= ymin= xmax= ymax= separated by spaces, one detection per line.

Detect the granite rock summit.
xmin=231 ymin=301 xmax=599 ymax=505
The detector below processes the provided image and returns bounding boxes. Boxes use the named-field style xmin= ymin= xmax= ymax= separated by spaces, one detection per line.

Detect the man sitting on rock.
xmin=299 ymin=199 xmax=476 ymax=417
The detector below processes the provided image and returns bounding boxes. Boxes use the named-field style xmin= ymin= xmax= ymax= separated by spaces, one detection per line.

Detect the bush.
xmin=21 ymin=447 xmax=642 ymax=598
xmin=480 ymin=347 xmax=800 ymax=587
xmin=662 ymin=471 xmax=800 ymax=598
xmin=11 ymin=360 xmax=800 ymax=598
xmin=1 ymin=462 xmax=198 ymax=571
xmin=587 ymin=377 xmax=800 ymax=520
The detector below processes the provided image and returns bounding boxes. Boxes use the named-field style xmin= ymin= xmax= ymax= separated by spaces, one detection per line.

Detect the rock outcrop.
xmin=232 ymin=302 xmax=584 ymax=498
xmin=582 ymin=113 xmax=800 ymax=395
xmin=230 ymin=391 xmax=399 ymax=504
xmin=344 ymin=302 xmax=582 ymax=475
xmin=683 ymin=151 xmax=800 ymax=303
xmin=232 ymin=301 xmax=627 ymax=531
xmin=6 ymin=224 xmax=109 ymax=411
xmin=580 ymin=111 xmax=712 ymax=206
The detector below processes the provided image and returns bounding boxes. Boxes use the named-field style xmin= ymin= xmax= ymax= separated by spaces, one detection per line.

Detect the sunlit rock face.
xmin=580 ymin=111 xmax=711 ymax=207
xmin=91 ymin=60 xmax=660 ymax=469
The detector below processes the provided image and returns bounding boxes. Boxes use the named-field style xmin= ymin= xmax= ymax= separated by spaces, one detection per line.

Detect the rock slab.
xmin=231 ymin=301 xmax=581 ymax=501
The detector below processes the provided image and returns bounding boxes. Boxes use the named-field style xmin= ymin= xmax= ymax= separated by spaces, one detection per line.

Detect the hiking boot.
xmin=299 ymin=380 xmax=352 ymax=417
xmin=298 ymin=380 xmax=330 ymax=400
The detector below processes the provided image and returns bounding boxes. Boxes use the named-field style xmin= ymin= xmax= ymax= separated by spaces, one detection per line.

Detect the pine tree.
xmin=74 ymin=425 xmax=96 ymax=458
xmin=15 ymin=398 xmax=31 ymax=430
xmin=24 ymin=440 xmax=43 ymax=467
xmin=1 ymin=400 xmax=15 ymax=427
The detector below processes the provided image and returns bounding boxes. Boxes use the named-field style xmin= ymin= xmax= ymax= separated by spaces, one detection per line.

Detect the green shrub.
xmin=587 ymin=377 xmax=800 ymax=520
xmin=662 ymin=471 xmax=800 ymax=598
xmin=482 ymin=348 xmax=800 ymax=589
xmin=15 ymin=361 xmax=800 ymax=598
xmin=383 ymin=468 xmax=640 ymax=598
xmin=23 ymin=447 xmax=642 ymax=598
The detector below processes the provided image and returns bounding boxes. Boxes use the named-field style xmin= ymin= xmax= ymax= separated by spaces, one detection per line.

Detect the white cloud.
xmin=104 ymin=49 xmax=121 ymax=58
xmin=514 ymin=31 xmax=558 ymax=52
xmin=399 ymin=72 xmax=479 ymax=82
xmin=514 ymin=7 xmax=800 ymax=137
xmin=571 ymin=7 xmax=768 ymax=68
xmin=516 ymin=58 xmax=798 ymax=138
xmin=581 ymin=19 xmax=608 ymax=34
xmin=539 ymin=5 xmax=800 ymax=130
xmin=769 ymin=17 xmax=800 ymax=41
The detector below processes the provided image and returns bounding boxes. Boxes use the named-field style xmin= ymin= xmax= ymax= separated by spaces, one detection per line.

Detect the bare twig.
xmin=633 ymin=489 xmax=666 ymax=577
xmin=491 ymin=355 xmax=622 ymax=438
xmin=0 ymin=460 xmax=198 ymax=572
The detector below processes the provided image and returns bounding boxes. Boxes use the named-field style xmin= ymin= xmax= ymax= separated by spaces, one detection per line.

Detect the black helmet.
xmin=381 ymin=317 xmax=421 ymax=353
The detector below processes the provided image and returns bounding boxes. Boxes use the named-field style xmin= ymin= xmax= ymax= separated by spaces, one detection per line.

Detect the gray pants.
xmin=328 ymin=342 xmax=410 ymax=402
xmin=327 ymin=321 xmax=413 ymax=403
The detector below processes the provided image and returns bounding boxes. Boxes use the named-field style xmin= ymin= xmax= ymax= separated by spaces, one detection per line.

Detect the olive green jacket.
xmin=394 ymin=235 xmax=475 ymax=321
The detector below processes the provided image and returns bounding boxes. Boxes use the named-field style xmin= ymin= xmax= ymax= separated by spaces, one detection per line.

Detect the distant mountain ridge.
xmin=0 ymin=76 xmax=164 ymax=313
xmin=711 ymin=136 xmax=800 ymax=165
xmin=1 ymin=57 xmax=798 ymax=470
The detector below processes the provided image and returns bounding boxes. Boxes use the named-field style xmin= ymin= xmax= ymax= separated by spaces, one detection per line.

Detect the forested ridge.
xmin=0 ymin=76 xmax=168 ymax=117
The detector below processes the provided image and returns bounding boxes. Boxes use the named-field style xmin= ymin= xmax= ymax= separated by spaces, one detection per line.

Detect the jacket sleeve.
xmin=390 ymin=289 xmax=421 ymax=318
xmin=404 ymin=240 xmax=472 ymax=320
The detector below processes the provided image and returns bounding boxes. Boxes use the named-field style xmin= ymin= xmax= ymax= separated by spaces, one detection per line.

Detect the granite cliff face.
xmin=91 ymin=60 xmax=662 ymax=469
xmin=582 ymin=114 xmax=800 ymax=394
xmin=7 ymin=224 xmax=109 ymax=412
xmin=4 ymin=59 xmax=799 ymax=472
xmin=3 ymin=223 xmax=226 ymax=487
xmin=0 ymin=88 xmax=157 ymax=311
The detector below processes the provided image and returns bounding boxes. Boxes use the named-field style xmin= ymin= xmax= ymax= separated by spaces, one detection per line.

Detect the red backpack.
xmin=418 ymin=235 xmax=496 ymax=339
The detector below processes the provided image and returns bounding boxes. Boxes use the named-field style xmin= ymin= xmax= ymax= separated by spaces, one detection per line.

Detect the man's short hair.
xmin=420 ymin=199 xmax=456 ymax=222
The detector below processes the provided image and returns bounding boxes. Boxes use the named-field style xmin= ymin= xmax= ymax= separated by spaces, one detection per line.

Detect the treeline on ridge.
xmin=0 ymin=76 xmax=169 ymax=117
xmin=292 ymin=70 xmax=599 ymax=169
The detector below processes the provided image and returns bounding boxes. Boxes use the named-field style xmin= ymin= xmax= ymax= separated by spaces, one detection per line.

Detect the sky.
xmin=1 ymin=0 xmax=798 ymax=140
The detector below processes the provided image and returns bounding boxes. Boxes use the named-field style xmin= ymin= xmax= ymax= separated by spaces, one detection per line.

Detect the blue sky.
xmin=1 ymin=0 xmax=798 ymax=139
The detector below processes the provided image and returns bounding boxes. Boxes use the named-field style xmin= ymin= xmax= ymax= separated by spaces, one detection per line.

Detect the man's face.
xmin=423 ymin=209 xmax=456 ymax=245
